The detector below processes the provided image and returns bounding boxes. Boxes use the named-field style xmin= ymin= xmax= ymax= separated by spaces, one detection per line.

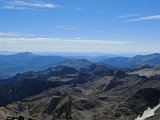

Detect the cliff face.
xmin=0 ymin=84 xmax=13 ymax=106
xmin=128 ymin=88 xmax=160 ymax=110
xmin=113 ymin=88 xmax=160 ymax=119
xmin=44 ymin=95 xmax=72 ymax=119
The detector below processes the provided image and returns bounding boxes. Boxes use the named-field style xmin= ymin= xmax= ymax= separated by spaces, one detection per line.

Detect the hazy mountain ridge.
xmin=0 ymin=52 xmax=94 ymax=79
xmin=99 ymin=53 xmax=160 ymax=68
xmin=1 ymin=52 xmax=160 ymax=79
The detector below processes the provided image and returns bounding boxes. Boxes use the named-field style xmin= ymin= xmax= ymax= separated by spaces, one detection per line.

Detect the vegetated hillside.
xmin=0 ymin=65 xmax=160 ymax=120
xmin=0 ymin=52 xmax=94 ymax=79
xmin=99 ymin=53 xmax=160 ymax=68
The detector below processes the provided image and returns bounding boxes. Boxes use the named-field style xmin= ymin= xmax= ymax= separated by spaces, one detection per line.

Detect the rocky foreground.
xmin=0 ymin=65 xmax=160 ymax=120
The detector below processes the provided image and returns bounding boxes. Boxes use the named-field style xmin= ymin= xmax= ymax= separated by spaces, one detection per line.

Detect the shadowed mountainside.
xmin=0 ymin=64 xmax=160 ymax=120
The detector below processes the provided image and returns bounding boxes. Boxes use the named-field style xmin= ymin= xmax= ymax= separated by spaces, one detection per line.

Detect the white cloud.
xmin=91 ymin=30 xmax=104 ymax=33
xmin=4 ymin=38 xmax=160 ymax=54
xmin=0 ymin=1 xmax=61 ymax=10
xmin=0 ymin=38 xmax=136 ymax=53
xmin=118 ymin=14 xmax=140 ymax=19
xmin=74 ymin=38 xmax=83 ymax=40
xmin=74 ymin=7 xmax=83 ymax=11
xmin=54 ymin=25 xmax=79 ymax=30
xmin=127 ymin=15 xmax=160 ymax=22
xmin=0 ymin=38 xmax=135 ymax=45
xmin=0 ymin=32 xmax=34 ymax=37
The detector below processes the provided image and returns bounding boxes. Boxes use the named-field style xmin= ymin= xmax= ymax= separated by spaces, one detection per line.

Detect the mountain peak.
xmin=47 ymin=65 xmax=79 ymax=74
xmin=134 ymin=53 xmax=160 ymax=58
xmin=13 ymin=52 xmax=34 ymax=56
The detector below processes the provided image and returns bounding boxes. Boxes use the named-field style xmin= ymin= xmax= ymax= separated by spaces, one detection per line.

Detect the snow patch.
xmin=135 ymin=104 xmax=160 ymax=120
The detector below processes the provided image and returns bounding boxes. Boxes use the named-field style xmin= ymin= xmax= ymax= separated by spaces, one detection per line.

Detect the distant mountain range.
xmin=99 ymin=53 xmax=160 ymax=68
xmin=1 ymin=52 xmax=160 ymax=79
xmin=0 ymin=52 xmax=93 ymax=79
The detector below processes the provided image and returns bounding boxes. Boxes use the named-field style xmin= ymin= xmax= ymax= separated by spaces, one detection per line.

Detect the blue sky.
xmin=0 ymin=0 xmax=160 ymax=55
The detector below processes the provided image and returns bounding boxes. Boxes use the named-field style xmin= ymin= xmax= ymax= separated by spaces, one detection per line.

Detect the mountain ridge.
xmin=99 ymin=53 xmax=160 ymax=68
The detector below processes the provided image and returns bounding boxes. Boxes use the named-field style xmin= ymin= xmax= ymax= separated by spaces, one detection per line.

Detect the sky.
xmin=0 ymin=0 xmax=160 ymax=55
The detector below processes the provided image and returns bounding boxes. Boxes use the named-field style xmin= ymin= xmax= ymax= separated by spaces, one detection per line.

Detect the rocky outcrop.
xmin=5 ymin=116 xmax=32 ymax=120
xmin=0 ymin=84 xmax=14 ymax=106
xmin=44 ymin=94 xmax=72 ymax=119
xmin=113 ymin=88 xmax=160 ymax=119
xmin=127 ymin=88 xmax=160 ymax=114
xmin=73 ymin=99 xmax=99 ymax=111
xmin=80 ymin=64 xmax=115 ymax=77
xmin=114 ymin=70 xmax=128 ymax=79
xmin=104 ymin=77 xmax=123 ymax=91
